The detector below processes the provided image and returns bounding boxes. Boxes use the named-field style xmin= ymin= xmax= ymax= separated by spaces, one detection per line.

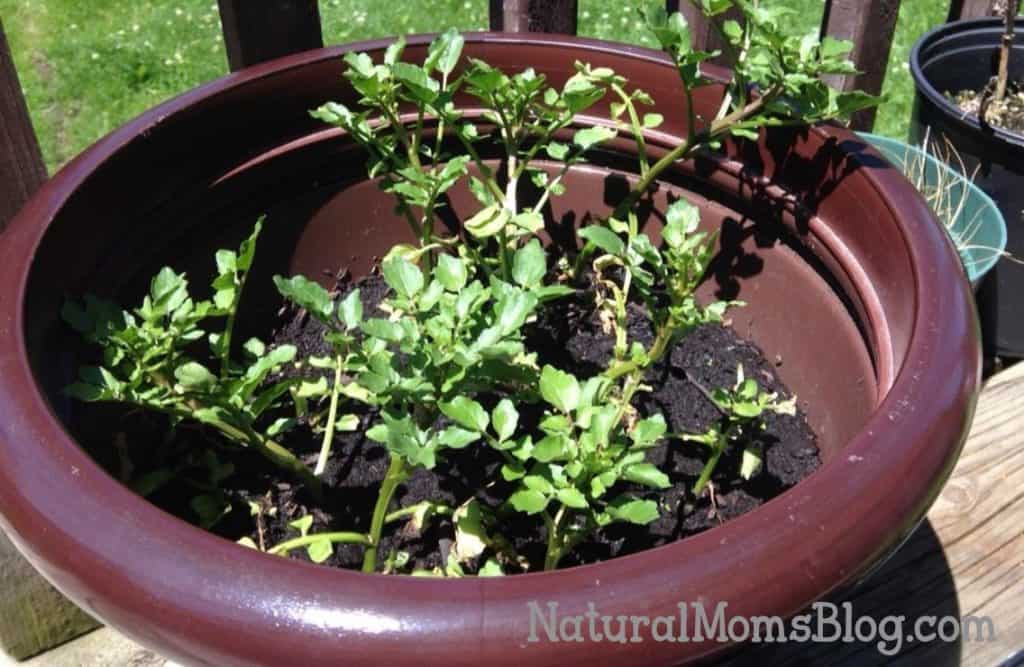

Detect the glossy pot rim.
xmin=0 ymin=32 xmax=979 ymax=665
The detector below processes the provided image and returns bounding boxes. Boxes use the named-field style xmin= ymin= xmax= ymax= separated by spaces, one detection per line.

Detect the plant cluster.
xmin=65 ymin=1 xmax=876 ymax=575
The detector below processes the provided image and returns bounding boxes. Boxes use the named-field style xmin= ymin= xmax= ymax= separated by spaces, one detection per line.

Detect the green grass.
xmin=1 ymin=0 xmax=947 ymax=173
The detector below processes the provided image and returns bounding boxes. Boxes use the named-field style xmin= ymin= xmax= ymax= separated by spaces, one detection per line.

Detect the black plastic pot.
xmin=911 ymin=17 xmax=1024 ymax=359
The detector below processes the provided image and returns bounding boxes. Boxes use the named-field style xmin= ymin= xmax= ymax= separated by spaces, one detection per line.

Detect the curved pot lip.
xmin=0 ymin=30 xmax=978 ymax=645
xmin=910 ymin=16 xmax=1024 ymax=150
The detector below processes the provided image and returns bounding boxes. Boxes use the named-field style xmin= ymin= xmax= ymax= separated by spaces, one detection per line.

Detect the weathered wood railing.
xmin=0 ymin=0 xmax=1013 ymax=661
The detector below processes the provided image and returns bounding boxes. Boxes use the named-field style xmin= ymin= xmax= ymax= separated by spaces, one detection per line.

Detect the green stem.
xmin=363 ymin=455 xmax=411 ymax=573
xmin=498 ymin=229 xmax=512 ymax=281
xmin=604 ymin=324 xmax=673 ymax=381
xmin=147 ymin=373 xmax=322 ymax=501
xmin=314 ymin=357 xmax=344 ymax=476
xmin=384 ymin=501 xmax=452 ymax=524
xmin=236 ymin=423 xmax=324 ymax=503
xmin=611 ymin=86 xmax=780 ymax=221
xmin=611 ymin=83 xmax=650 ymax=176
xmin=543 ymin=504 xmax=568 ymax=571
xmin=268 ymin=531 xmax=372 ymax=556
xmin=692 ymin=435 xmax=727 ymax=496
xmin=453 ymin=130 xmax=505 ymax=202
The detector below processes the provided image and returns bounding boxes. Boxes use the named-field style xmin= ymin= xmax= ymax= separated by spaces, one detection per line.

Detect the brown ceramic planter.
xmin=0 ymin=34 xmax=979 ymax=666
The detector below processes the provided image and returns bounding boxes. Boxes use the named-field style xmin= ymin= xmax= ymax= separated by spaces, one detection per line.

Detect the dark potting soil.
xmin=76 ymin=270 xmax=819 ymax=574
xmin=952 ymin=83 xmax=1024 ymax=134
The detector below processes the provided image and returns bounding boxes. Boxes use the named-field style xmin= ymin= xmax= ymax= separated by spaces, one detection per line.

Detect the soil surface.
xmin=953 ymin=83 xmax=1024 ymax=134
xmin=74 ymin=269 xmax=819 ymax=574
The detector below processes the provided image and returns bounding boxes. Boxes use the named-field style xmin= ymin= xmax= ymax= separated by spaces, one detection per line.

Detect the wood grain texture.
xmin=0 ymin=19 xmax=46 ymax=231
xmin=488 ymin=0 xmax=578 ymax=34
xmin=731 ymin=360 xmax=1024 ymax=666
xmin=820 ymin=0 xmax=902 ymax=131
xmin=217 ymin=0 xmax=323 ymax=72
xmin=949 ymin=0 xmax=1002 ymax=21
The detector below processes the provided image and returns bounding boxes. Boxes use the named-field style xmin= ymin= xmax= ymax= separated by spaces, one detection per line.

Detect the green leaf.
xmin=439 ymin=396 xmax=490 ymax=432
xmin=523 ymin=474 xmax=555 ymax=495
xmin=545 ymin=142 xmax=570 ymax=161
xmin=509 ymin=489 xmax=549 ymax=515
xmin=464 ymin=204 xmax=511 ymax=239
xmin=501 ymin=462 xmax=526 ymax=481
xmin=65 ymin=382 xmax=104 ymax=402
xmin=274 ymin=275 xmax=333 ymax=320
xmin=606 ymin=498 xmax=660 ymax=525
xmin=382 ymin=257 xmax=424 ymax=299
xmin=344 ymin=51 xmax=375 ymax=78
xmin=578 ymin=225 xmax=624 ymax=255
xmin=151 ymin=267 xmax=187 ymax=308
xmin=339 ymin=289 xmax=363 ymax=329
xmin=452 ymin=499 xmax=489 ymax=562
xmin=740 ymin=446 xmax=763 ymax=480
xmin=394 ymin=62 xmax=440 ymax=103
xmin=335 ymin=414 xmax=360 ymax=432
xmin=631 ymin=414 xmax=667 ymax=447
xmin=573 ymin=126 xmax=617 ymax=151
xmin=835 ymin=90 xmax=883 ymax=117
xmin=384 ymin=35 xmax=406 ymax=65
xmin=556 ymin=488 xmax=588 ymax=509
xmin=732 ymin=401 xmax=763 ymax=418
xmin=437 ymin=426 xmax=482 ymax=449
xmin=306 ymin=539 xmax=333 ymax=564
xmin=174 ymin=362 xmax=217 ymax=391
xmin=535 ymin=285 xmax=576 ymax=302
xmin=665 ymin=198 xmax=701 ymax=236
xmin=820 ymin=36 xmax=853 ymax=59
xmin=532 ymin=434 xmax=569 ymax=462
xmin=478 ymin=558 xmax=505 ymax=576
xmin=426 ymin=27 xmax=464 ymax=76
xmin=436 ymin=254 xmax=468 ymax=291
xmin=562 ymin=74 xmax=605 ymax=113
xmin=495 ymin=291 xmax=537 ymax=334
xmin=512 ymin=239 xmax=546 ymax=288
xmin=539 ymin=365 xmax=580 ymax=413
xmin=243 ymin=338 xmax=266 ymax=358
xmin=722 ymin=19 xmax=743 ymax=43
xmin=289 ymin=514 xmax=314 ymax=537
xmin=623 ymin=463 xmax=671 ymax=489
xmin=512 ymin=211 xmax=544 ymax=233
xmin=700 ymin=0 xmax=732 ymax=16
xmin=642 ymin=113 xmax=664 ymax=128
xmin=491 ymin=399 xmax=519 ymax=442
xmin=296 ymin=376 xmax=329 ymax=398
xmin=361 ymin=318 xmax=405 ymax=342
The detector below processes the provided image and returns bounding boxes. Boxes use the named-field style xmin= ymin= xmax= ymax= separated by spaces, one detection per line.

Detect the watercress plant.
xmin=65 ymin=1 xmax=876 ymax=576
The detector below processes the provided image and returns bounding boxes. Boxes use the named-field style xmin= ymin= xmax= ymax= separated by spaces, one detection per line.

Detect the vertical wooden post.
xmin=488 ymin=0 xmax=578 ymax=34
xmin=667 ymin=0 xmax=745 ymax=67
xmin=821 ymin=0 xmax=903 ymax=131
xmin=217 ymin=0 xmax=324 ymax=72
xmin=0 ymin=19 xmax=46 ymax=230
xmin=948 ymin=0 xmax=1001 ymax=21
